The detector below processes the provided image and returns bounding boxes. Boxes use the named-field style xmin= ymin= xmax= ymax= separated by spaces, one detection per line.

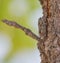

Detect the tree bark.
xmin=37 ymin=0 xmax=60 ymax=63
xmin=2 ymin=0 xmax=60 ymax=63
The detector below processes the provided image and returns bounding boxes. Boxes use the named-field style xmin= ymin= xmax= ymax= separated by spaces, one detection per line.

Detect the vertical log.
xmin=38 ymin=0 xmax=60 ymax=63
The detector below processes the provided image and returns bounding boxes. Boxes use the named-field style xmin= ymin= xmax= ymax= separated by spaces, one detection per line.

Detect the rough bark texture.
xmin=2 ymin=0 xmax=60 ymax=63
xmin=37 ymin=0 xmax=60 ymax=63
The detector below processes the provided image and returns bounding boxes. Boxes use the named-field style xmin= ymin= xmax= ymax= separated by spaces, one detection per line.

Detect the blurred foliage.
xmin=0 ymin=0 xmax=41 ymax=61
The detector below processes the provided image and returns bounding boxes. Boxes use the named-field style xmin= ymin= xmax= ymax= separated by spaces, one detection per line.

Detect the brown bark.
xmin=2 ymin=0 xmax=60 ymax=63
xmin=38 ymin=0 xmax=60 ymax=63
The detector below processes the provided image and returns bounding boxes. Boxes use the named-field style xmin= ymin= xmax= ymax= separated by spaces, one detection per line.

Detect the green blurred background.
xmin=0 ymin=0 xmax=42 ymax=63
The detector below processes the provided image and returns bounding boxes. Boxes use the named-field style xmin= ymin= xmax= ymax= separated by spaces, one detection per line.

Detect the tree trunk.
xmin=38 ymin=0 xmax=60 ymax=63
